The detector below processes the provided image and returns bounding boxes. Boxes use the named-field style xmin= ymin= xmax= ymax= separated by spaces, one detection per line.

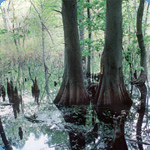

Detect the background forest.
xmin=0 ymin=0 xmax=150 ymax=99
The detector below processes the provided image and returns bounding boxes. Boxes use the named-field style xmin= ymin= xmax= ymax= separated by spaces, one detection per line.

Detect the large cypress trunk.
xmin=95 ymin=0 xmax=132 ymax=111
xmin=54 ymin=0 xmax=89 ymax=106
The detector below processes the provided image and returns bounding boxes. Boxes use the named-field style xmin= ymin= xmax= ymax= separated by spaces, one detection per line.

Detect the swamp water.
xmin=0 ymin=87 xmax=150 ymax=150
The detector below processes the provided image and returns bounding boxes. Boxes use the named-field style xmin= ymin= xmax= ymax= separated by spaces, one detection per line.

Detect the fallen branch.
xmin=0 ymin=103 xmax=13 ymax=106
xmin=24 ymin=115 xmax=44 ymax=123
xmin=126 ymin=138 xmax=150 ymax=146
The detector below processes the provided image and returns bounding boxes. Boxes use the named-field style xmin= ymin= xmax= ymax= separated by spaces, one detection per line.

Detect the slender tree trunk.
xmin=144 ymin=2 xmax=149 ymax=36
xmin=1 ymin=1 xmax=21 ymax=81
xmin=126 ymin=2 xmax=133 ymax=95
xmin=86 ymin=0 xmax=91 ymax=82
xmin=135 ymin=2 xmax=147 ymax=148
xmin=42 ymin=23 xmax=50 ymax=99
xmin=135 ymin=0 xmax=147 ymax=84
xmin=78 ymin=1 xmax=86 ymax=72
xmin=0 ymin=1 xmax=12 ymax=31
xmin=30 ymin=0 xmax=52 ymax=99
xmin=95 ymin=0 xmax=132 ymax=112
xmin=0 ymin=6 xmax=7 ymax=29
xmin=54 ymin=0 xmax=89 ymax=106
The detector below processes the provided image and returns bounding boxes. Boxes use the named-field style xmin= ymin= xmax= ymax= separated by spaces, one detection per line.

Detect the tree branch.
xmin=30 ymin=0 xmax=54 ymax=45
xmin=53 ymin=9 xmax=62 ymax=14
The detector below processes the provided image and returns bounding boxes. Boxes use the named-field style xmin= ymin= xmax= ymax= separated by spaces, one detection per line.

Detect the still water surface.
xmin=0 ymin=89 xmax=150 ymax=150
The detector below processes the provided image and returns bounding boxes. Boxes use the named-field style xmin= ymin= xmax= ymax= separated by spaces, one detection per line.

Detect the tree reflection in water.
xmin=0 ymin=117 xmax=13 ymax=150
xmin=111 ymin=111 xmax=128 ymax=150
xmin=136 ymin=84 xmax=147 ymax=150
xmin=54 ymin=105 xmax=87 ymax=150
xmin=0 ymin=87 xmax=150 ymax=150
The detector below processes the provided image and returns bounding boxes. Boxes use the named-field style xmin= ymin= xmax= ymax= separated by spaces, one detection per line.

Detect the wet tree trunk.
xmin=95 ymin=0 xmax=132 ymax=111
xmin=135 ymin=0 xmax=147 ymax=84
xmin=54 ymin=0 xmax=89 ymax=106
xmin=135 ymin=1 xmax=148 ymax=136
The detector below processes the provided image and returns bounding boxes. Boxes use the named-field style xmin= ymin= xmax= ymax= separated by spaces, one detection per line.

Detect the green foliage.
xmin=0 ymin=29 xmax=7 ymax=34
xmin=0 ymin=0 xmax=149 ymax=90
xmin=121 ymin=1 xmax=150 ymax=83
xmin=78 ymin=0 xmax=106 ymax=59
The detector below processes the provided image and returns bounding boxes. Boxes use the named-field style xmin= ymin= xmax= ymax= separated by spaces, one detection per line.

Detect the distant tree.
xmin=95 ymin=0 xmax=132 ymax=111
xmin=30 ymin=0 xmax=53 ymax=99
xmin=86 ymin=0 xmax=92 ymax=80
xmin=78 ymin=0 xmax=86 ymax=70
xmin=54 ymin=0 xmax=89 ymax=106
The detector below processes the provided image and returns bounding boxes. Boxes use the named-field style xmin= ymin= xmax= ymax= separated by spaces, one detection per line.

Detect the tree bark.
xmin=95 ymin=0 xmax=132 ymax=111
xmin=135 ymin=2 xmax=147 ymax=147
xmin=54 ymin=0 xmax=89 ymax=106
xmin=30 ymin=0 xmax=51 ymax=99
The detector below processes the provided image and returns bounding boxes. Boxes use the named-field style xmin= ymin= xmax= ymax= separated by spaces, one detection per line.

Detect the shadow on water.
xmin=55 ymin=104 xmax=101 ymax=150
xmin=54 ymin=103 xmax=131 ymax=150
xmin=91 ymin=108 xmax=130 ymax=150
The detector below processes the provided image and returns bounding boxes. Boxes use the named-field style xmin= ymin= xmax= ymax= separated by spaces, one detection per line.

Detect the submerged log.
xmin=0 ymin=103 xmax=13 ymax=106
xmin=24 ymin=116 xmax=44 ymax=123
